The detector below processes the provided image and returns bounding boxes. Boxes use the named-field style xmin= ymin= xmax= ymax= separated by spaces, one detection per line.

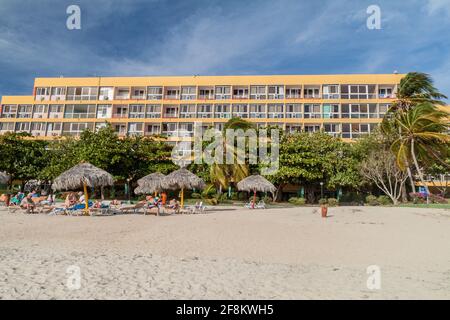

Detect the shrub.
xmin=262 ymin=195 xmax=272 ymax=203
xmin=318 ymin=198 xmax=328 ymax=206
xmin=429 ymin=194 xmax=447 ymax=204
xmin=377 ymin=195 xmax=392 ymax=205
xmin=409 ymin=192 xmax=426 ymax=204
xmin=365 ymin=195 xmax=379 ymax=206
xmin=249 ymin=196 xmax=260 ymax=202
xmin=191 ymin=192 xmax=201 ymax=199
xmin=288 ymin=197 xmax=306 ymax=206
xmin=327 ymin=198 xmax=339 ymax=207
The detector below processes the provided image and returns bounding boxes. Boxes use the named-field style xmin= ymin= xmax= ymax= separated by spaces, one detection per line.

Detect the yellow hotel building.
xmin=0 ymin=74 xmax=405 ymax=141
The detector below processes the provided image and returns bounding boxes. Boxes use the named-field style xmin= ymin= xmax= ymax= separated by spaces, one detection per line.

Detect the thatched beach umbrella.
xmin=52 ymin=163 xmax=114 ymax=213
xmin=237 ymin=175 xmax=276 ymax=206
xmin=136 ymin=172 xmax=165 ymax=195
xmin=0 ymin=172 xmax=10 ymax=185
xmin=161 ymin=168 xmax=205 ymax=207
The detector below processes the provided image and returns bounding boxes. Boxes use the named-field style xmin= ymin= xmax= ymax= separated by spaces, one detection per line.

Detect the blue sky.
xmin=0 ymin=0 xmax=449 ymax=100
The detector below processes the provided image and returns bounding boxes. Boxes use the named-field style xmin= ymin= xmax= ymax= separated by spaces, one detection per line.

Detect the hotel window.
xmin=146 ymin=124 xmax=161 ymax=135
xmin=49 ymin=105 xmax=64 ymax=118
xmin=286 ymin=87 xmax=301 ymax=99
xmin=1 ymin=105 xmax=17 ymax=118
xmin=67 ymin=87 xmax=81 ymax=100
xmin=35 ymin=87 xmax=50 ymax=101
xmin=17 ymin=105 xmax=33 ymax=118
xmin=232 ymin=104 xmax=248 ymax=118
xmin=129 ymin=105 xmax=145 ymax=118
xmin=322 ymin=85 xmax=340 ymax=99
xmin=250 ymin=104 xmax=266 ymax=118
xmin=15 ymin=122 xmax=31 ymax=132
xmin=378 ymin=86 xmax=394 ymax=99
xmin=341 ymin=104 xmax=350 ymax=118
xmin=131 ymin=88 xmax=146 ymax=99
xmin=0 ymin=122 xmax=15 ymax=133
xmin=304 ymin=125 xmax=320 ymax=133
xmin=181 ymin=87 xmax=197 ymax=100
xmin=96 ymin=105 xmax=112 ymax=119
xmin=114 ymin=124 xmax=127 ymax=135
xmin=163 ymin=106 xmax=178 ymax=118
xmin=350 ymin=104 xmax=369 ymax=118
xmin=128 ymin=123 xmax=144 ymax=136
xmin=179 ymin=123 xmax=194 ymax=137
xmin=179 ymin=104 xmax=196 ymax=118
xmin=30 ymin=122 xmax=47 ymax=136
xmin=199 ymin=88 xmax=215 ymax=100
xmin=197 ymin=104 xmax=213 ymax=118
xmin=304 ymin=104 xmax=321 ymax=118
xmin=165 ymin=88 xmax=180 ymax=100
xmin=113 ymin=105 xmax=129 ymax=118
xmin=81 ymin=87 xmax=99 ymax=100
xmin=324 ymin=124 xmax=340 ymax=137
xmin=368 ymin=104 xmax=378 ymax=118
xmin=341 ymin=85 xmax=375 ymax=99
xmin=215 ymin=86 xmax=231 ymax=100
xmin=146 ymin=104 xmax=162 ymax=118
xmin=67 ymin=87 xmax=98 ymax=100
xmin=286 ymin=104 xmax=302 ymax=118
xmin=64 ymin=105 xmax=96 ymax=119
xmin=147 ymin=87 xmax=163 ymax=100
xmin=99 ymin=87 xmax=114 ymax=101
xmin=215 ymin=104 xmax=231 ymax=118
xmin=233 ymin=87 xmax=249 ymax=99
xmin=115 ymin=88 xmax=130 ymax=100
xmin=250 ymin=86 xmax=267 ymax=99
xmin=286 ymin=125 xmax=302 ymax=133
xmin=50 ymin=87 xmax=66 ymax=101
xmin=162 ymin=123 xmax=178 ymax=137
xmin=32 ymin=105 xmax=48 ymax=118
xmin=268 ymin=104 xmax=284 ymax=118
xmin=379 ymin=104 xmax=390 ymax=118
xmin=268 ymin=86 xmax=284 ymax=99
xmin=47 ymin=122 xmax=62 ymax=136
xmin=322 ymin=104 xmax=339 ymax=119
xmin=304 ymin=87 xmax=320 ymax=98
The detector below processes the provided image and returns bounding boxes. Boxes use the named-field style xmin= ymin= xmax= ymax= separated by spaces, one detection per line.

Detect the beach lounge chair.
xmin=193 ymin=202 xmax=206 ymax=214
xmin=256 ymin=200 xmax=266 ymax=209
xmin=119 ymin=202 xmax=147 ymax=214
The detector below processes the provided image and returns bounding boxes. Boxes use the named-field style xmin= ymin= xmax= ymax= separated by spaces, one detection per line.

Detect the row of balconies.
xmin=0 ymin=121 xmax=378 ymax=139
xmin=33 ymin=85 xmax=397 ymax=102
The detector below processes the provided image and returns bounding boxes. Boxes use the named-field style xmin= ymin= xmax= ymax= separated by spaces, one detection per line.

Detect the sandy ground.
xmin=0 ymin=205 xmax=450 ymax=300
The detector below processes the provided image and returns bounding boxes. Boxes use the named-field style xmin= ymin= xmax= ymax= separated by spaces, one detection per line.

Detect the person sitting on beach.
xmin=20 ymin=194 xmax=36 ymax=213
xmin=168 ymin=199 xmax=180 ymax=210
xmin=78 ymin=191 xmax=86 ymax=204
xmin=65 ymin=192 xmax=77 ymax=208
xmin=10 ymin=192 xmax=24 ymax=206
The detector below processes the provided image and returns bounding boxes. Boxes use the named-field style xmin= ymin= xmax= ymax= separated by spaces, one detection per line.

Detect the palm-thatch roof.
xmin=161 ymin=168 xmax=205 ymax=190
xmin=136 ymin=172 xmax=165 ymax=194
xmin=52 ymin=163 xmax=114 ymax=191
xmin=236 ymin=175 xmax=276 ymax=194
xmin=0 ymin=172 xmax=10 ymax=184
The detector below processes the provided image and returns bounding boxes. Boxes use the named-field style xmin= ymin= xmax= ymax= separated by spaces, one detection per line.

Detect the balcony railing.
xmin=250 ymin=113 xmax=266 ymax=118
xmin=165 ymin=95 xmax=180 ymax=100
xmin=233 ymin=95 xmax=248 ymax=99
xmin=286 ymin=112 xmax=302 ymax=118
xmin=112 ymin=113 xmax=129 ymax=118
xmin=286 ymin=94 xmax=301 ymax=99
xmin=198 ymin=94 xmax=215 ymax=100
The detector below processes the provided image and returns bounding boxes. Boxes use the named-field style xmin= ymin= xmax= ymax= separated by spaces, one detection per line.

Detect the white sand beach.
xmin=0 ymin=206 xmax=450 ymax=299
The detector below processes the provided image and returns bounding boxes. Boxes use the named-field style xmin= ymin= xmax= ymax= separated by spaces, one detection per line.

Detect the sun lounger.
xmin=119 ymin=202 xmax=147 ymax=214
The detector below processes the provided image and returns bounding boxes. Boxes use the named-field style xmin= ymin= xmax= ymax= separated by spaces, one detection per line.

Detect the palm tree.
xmin=210 ymin=117 xmax=254 ymax=192
xmin=382 ymin=72 xmax=448 ymax=195
xmin=393 ymin=72 xmax=447 ymax=111
xmin=390 ymin=103 xmax=450 ymax=196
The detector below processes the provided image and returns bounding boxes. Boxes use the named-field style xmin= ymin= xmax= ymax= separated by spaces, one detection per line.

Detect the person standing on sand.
xmin=161 ymin=192 xmax=167 ymax=206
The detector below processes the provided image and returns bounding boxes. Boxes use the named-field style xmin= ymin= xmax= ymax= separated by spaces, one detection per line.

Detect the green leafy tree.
xmin=0 ymin=132 xmax=49 ymax=189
